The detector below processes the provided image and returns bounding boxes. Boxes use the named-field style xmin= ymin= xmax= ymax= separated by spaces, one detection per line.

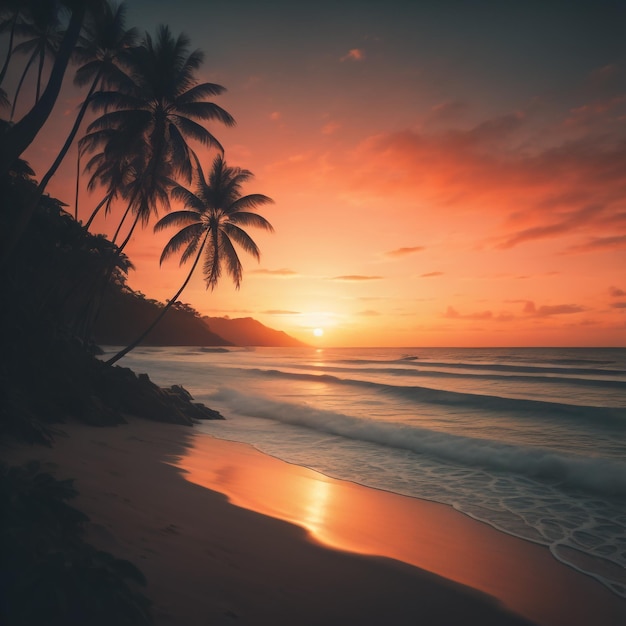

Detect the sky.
xmin=12 ymin=0 xmax=626 ymax=346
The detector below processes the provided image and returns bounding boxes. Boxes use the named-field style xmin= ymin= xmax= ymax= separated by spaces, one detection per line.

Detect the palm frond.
xmin=154 ymin=209 xmax=200 ymax=232
xmin=176 ymin=82 xmax=227 ymax=104
xmin=219 ymin=233 xmax=243 ymax=289
xmin=223 ymin=223 xmax=261 ymax=261
xmin=169 ymin=184 xmax=205 ymax=212
xmin=172 ymin=115 xmax=224 ymax=151
xmin=228 ymin=210 xmax=274 ymax=232
xmin=230 ymin=194 xmax=275 ymax=213
xmin=167 ymin=123 xmax=193 ymax=182
xmin=173 ymin=101 xmax=236 ymax=126
xmin=160 ymin=222 xmax=204 ymax=264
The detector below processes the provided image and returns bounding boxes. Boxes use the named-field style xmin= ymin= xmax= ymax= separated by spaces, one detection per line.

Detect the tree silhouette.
xmin=38 ymin=0 xmax=138 ymax=203
xmin=82 ymin=24 xmax=235 ymax=251
xmin=106 ymin=154 xmax=273 ymax=365
xmin=9 ymin=0 xmax=62 ymax=120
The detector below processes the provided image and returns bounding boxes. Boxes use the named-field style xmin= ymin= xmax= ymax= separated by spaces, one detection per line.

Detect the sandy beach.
xmin=3 ymin=417 xmax=624 ymax=626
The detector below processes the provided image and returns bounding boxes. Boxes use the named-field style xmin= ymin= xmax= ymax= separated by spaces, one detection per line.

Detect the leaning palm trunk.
xmin=85 ymin=194 xmax=112 ymax=229
xmin=0 ymin=2 xmax=87 ymax=268
xmin=39 ymin=70 xmax=103 ymax=200
xmin=106 ymin=231 xmax=209 ymax=365
xmin=10 ymin=50 xmax=38 ymax=120
xmin=0 ymin=12 xmax=19 ymax=87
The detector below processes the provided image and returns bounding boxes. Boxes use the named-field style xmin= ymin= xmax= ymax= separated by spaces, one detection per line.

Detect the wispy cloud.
xmin=330 ymin=275 xmax=383 ymax=281
xmin=565 ymin=235 xmax=626 ymax=254
xmin=385 ymin=246 xmax=424 ymax=258
xmin=420 ymin=271 xmax=443 ymax=278
xmin=523 ymin=301 xmax=586 ymax=317
xmin=261 ymin=310 xmax=301 ymax=315
xmin=322 ymin=121 xmax=341 ymax=135
xmin=357 ymin=309 xmax=381 ymax=316
xmin=610 ymin=286 xmax=626 ymax=297
xmin=443 ymin=306 xmax=493 ymax=321
xmin=336 ymin=108 xmax=626 ymax=251
xmin=340 ymin=48 xmax=365 ymax=62
xmin=610 ymin=302 xmax=626 ymax=309
xmin=250 ymin=268 xmax=299 ymax=277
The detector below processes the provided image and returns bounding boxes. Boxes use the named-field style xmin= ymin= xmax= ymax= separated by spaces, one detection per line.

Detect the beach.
xmin=4 ymin=416 xmax=624 ymax=626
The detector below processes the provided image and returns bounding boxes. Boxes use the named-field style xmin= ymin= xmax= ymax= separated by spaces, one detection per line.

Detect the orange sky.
xmin=12 ymin=1 xmax=626 ymax=346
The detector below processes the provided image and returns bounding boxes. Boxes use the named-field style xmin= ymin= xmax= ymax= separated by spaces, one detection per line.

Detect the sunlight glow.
xmin=313 ymin=328 xmax=324 ymax=337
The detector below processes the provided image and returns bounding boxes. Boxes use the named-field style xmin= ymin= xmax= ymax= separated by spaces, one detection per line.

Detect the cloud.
xmin=420 ymin=271 xmax=443 ymax=278
xmin=563 ymin=95 xmax=626 ymax=130
xmin=330 ymin=275 xmax=383 ymax=281
xmin=250 ymin=268 xmax=298 ymax=277
xmin=442 ymin=301 xmax=588 ymax=323
xmin=262 ymin=310 xmax=301 ymax=315
xmin=357 ymin=310 xmax=381 ymax=316
xmin=523 ymin=301 xmax=586 ymax=316
xmin=340 ymin=48 xmax=365 ymax=62
xmin=497 ymin=203 xmax=606 ymax=249
xmin=565 ymin=235 xmax=626 ymax=253
xmin=611 ymin=302 xmax=626 ymax=309
xmin=443 ymin=306 xmax=493 ymax=321
xmin=339 ymin=110 xmax=626 ymax=251
xmin=385 ymin=246 xmax=424 ymax=258
xmin=424 ymin=100 xmax=470 ymax=126
xmin=322 ymin=121 xmax=341 ymax=135
xmin=610 ymin=286 xmax=626 ymax=297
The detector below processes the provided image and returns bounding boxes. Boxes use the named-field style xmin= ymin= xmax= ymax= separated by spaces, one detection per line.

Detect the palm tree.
xmin=82 ymin=24 xmax=235 ymax=250
xmin=0 ymin=0 xmax=90 ymax=266
xmin=9 ymin=0 xmax=62 ymax=120
xmin=0 ymin=0 xmax=28 ymax=88
xmin=106 ymin=154 xmax=274 ymax=365
xmin=37 ymin=0 xmax=138 ymax=201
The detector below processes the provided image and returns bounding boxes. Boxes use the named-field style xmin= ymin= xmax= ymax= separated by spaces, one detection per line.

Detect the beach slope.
xmin=4 ymin=418 xmax=623 ymax=626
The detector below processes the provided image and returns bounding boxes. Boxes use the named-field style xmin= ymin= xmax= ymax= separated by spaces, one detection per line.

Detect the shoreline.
xmin=4 ymin=417 xmax=624 ymax=626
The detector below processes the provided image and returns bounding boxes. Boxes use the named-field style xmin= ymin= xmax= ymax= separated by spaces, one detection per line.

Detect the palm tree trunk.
xmin=0 ymin=1 xmax=87 ymax=176
xmin=84 ymin=194 xmax=111 ymax=230
xmin=0 ymin=12 xmax=19 ymax=87
xmin=36 ymin=44 xmax=45 ymax=102
xmin=115 ymin=209 xmax=141 ymax=252
xmin=39 ymin=72 xmax=102 ymax=198
xmin=106 ymin=232 xmax=209 ymax=365
xmin=0 ymin=2 xmax=87 ymax=269
xmin=74 ymin=147 xmax=80 ymax=220
xmin=10 ymin=50 xmax=37 ymax=121
xmin=112 ymin=200 xmax=134 ymax=243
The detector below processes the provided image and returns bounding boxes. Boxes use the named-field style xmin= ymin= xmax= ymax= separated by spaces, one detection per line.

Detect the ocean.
xmin=104 ymin=346 xmax=626 ymax=599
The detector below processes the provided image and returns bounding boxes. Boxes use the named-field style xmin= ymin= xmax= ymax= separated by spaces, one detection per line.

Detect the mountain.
xmin=203 ymin=316 xmax=308 ymax=347
xmin=93 ymin=285 xmax=306 ymax=348
xmin=94 ymin=287 xmax=232 ymax=347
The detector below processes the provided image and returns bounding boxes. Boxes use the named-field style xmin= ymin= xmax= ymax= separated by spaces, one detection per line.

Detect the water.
xmin=104 ymin=346 xmax=626 ymax=598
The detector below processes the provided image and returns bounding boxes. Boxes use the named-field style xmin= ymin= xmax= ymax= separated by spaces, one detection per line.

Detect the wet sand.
xmin=4 ymin=417 xmax=624 ymax=626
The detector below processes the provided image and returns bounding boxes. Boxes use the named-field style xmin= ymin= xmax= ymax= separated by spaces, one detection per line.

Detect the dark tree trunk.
xmin=0 ymin=3 xmax=87 ymax=269
xmin=106 ymin=232 xmax=208 ymax=365
xmin=0 ymin=3 xmax=87 ymax=176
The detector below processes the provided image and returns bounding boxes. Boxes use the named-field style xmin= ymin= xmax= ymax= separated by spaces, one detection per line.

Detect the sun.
xmin=313 ymin=328 xmax=324 ymax=337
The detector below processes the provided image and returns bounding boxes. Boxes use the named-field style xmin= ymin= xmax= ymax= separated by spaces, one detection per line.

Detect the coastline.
xmin=3 ymin=417 xmax=624 ymax=626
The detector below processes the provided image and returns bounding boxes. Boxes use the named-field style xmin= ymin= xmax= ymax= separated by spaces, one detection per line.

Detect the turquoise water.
xmin=105 ymin=346 xmax=626 ymax=598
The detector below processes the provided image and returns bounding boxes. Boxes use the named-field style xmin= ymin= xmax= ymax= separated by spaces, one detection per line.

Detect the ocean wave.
xmin=290 ymin=363 xmax=626 ymax=390
xmin=208 ymin=387 xmax=626 ymax=498
xmin=246 ymin=368 xmax=626 ymax=429
xmin=338 ymin=358 xmax=626 ymax=377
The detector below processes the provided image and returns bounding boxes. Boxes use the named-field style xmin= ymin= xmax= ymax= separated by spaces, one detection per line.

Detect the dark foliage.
xmin=94 ymin=284 xmax=231 ymax=347
xmin=0 ymin=461 xmax=152 ymax=626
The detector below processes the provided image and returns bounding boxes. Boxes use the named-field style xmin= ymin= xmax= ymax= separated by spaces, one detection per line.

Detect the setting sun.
xmin=313 ymin=328 xmax=324 ymax=337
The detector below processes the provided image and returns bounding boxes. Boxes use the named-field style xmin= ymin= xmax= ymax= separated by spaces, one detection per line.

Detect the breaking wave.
xmin=208 ymin=387 xmax=626 ymax=498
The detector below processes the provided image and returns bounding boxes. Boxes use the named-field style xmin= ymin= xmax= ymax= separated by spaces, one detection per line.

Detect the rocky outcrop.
xmin=92 ymin=365 xmax=224 ymax=426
